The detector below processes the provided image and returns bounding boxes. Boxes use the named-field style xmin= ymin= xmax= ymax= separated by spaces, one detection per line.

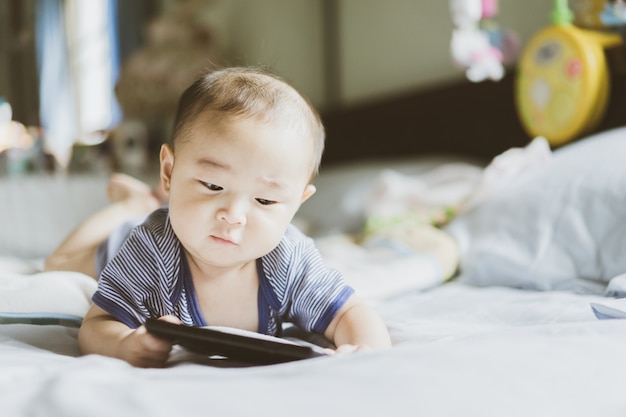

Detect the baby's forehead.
xmin=185 ymin=110 xmax=313 ymax=145
xmin=182 ymin=112 xmax=314 ymax=155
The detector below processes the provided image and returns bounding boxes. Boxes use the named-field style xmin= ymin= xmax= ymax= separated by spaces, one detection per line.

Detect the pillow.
xmin=0 ymin=268 xmax=97 ymax=327
xmin=445 ymin=127 xmax=626 ymax=294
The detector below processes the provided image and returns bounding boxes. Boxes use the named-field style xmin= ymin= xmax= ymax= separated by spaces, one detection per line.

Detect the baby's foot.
xmin=107 ymin=173 xmax=161 ymax=212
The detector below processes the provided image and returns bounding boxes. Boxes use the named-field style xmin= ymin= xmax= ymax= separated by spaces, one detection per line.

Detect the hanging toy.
xmin=449 ymin=0 xmax=519 ymax=82
xmin=515 ymin=0 xmax=623 ymax=147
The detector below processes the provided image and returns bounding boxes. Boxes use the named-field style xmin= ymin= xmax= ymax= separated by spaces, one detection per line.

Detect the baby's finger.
xmin=334 ymin=344 xmax=360 ymax=355
xmin=137 ymin=325 xmax=174 ymax=353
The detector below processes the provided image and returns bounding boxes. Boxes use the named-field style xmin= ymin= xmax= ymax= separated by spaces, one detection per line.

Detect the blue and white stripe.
xmin=93 ymin=208 xmax=353 ymax=335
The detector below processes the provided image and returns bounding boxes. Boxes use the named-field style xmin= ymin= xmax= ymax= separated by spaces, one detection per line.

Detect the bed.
xmin=2 ymin=74 xmax=626 ymax=416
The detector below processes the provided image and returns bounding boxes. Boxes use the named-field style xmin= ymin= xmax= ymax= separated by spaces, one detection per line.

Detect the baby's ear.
xmin=300 ymin=184 xmax=316 ymax=203
xmin=159 ymin=144 xmax=175 ymax=194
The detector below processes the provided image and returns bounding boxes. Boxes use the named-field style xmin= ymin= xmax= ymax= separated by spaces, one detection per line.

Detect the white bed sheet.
xmin=2 ymin=150 xmax=625 ymax=416
xmin=1 ymin=281 xmax=624 ymax=417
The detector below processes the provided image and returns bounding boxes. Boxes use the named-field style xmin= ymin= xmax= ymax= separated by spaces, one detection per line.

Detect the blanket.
xmin=0 ymin=259 xmax=96 ymax=326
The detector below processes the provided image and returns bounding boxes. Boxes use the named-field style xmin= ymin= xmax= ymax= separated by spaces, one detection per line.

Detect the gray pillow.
xmin=446 ymin=127 xmax=626 ymax=294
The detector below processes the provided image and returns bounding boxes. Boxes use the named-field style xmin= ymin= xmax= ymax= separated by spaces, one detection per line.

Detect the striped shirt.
xmin=92 ymin=208 xmax=354 ymax=336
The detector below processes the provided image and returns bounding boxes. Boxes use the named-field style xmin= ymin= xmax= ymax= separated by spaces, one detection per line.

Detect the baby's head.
xmin=171 ymin=67 xmax=325 ymax=183
xmin=160 ymin=67 xmax=324 ymax=267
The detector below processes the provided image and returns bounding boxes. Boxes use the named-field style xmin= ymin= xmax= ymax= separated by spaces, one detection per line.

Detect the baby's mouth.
xmin=211 ymin=235 xmax=239 ymax=245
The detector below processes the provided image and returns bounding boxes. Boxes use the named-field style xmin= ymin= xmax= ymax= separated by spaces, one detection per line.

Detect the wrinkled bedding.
xmin=3 ymin=130 xmax=626 ymax=416
xmin=1 ymin=281 xmax=625 ymax=417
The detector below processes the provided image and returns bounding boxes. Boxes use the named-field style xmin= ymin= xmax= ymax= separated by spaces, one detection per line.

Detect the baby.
xmin=46 ymin=67 xmax=391 ymax=367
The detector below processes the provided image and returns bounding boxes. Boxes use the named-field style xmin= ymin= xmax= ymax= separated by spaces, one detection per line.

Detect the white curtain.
xmin=36 ymin=0 xmax=122 ymax=168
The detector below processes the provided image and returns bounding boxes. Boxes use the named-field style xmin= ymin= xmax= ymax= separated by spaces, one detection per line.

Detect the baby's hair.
xmin=171 ymin=66 xmax=325 ymax=181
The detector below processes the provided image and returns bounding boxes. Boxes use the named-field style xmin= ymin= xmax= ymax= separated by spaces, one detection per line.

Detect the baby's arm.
xmin=324 ymin=294 xmax=392 ymax=352
xmin=78 ymin=304 xmax=177 ymax=367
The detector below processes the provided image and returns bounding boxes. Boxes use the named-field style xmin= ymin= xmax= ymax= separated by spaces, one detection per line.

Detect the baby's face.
xmin=160 ymin=114 xmax=316 ymax=271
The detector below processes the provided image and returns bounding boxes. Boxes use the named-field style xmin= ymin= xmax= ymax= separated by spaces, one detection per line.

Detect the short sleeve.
xmin=262 ymin=226 xmax=354 ymax=334
xmin=92 ymin=209 xmax=180 ymax=328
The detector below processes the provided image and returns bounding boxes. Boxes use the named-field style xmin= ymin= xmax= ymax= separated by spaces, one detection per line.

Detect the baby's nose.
xmin=217 ymin=200 xmax=247 ymax=225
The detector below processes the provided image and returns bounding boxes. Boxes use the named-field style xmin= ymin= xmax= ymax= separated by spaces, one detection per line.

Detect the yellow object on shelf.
xmin=515 ymin=16 xmax=622 ymax=147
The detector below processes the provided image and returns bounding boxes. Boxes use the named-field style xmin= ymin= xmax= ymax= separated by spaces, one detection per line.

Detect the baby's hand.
xmin=119 ymin=315 xmax=181 ymax=368
xmin=331 ymin=344 xmax=372 ymax=355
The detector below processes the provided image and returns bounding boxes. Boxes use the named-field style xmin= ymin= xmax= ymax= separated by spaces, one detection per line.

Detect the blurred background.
xmin=0 ymin=0 xmax=552 ymax=175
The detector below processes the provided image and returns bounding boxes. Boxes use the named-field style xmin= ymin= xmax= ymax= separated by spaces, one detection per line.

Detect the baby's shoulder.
xmin=141 ymin=207 xmax=169 ymax=230
xmin=134 ymin=207 xmax=175 ymax=240
xmin=283 ymin=223 xmax=308 ymax=241
xmin=263 ymin=224 xmax=317 ymax=268
xmin=122 ymin=208 xmax=180 ymax=261
xmin=277 ymin=223 xmax=315 ymax=251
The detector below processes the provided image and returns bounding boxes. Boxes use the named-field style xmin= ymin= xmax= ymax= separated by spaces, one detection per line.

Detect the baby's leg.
xmin=44 ymin=173 xmax=161 ymax=278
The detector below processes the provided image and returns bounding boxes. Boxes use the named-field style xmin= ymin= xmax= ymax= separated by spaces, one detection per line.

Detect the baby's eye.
xmin=256 ymin=198 xmax=277 ymax=206
xmin=201 ymin=182 xmax=223 ymax=191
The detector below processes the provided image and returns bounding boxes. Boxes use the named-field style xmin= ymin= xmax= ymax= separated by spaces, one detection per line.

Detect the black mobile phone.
xmin=145 ymin=319 xmax=327 ymax=365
